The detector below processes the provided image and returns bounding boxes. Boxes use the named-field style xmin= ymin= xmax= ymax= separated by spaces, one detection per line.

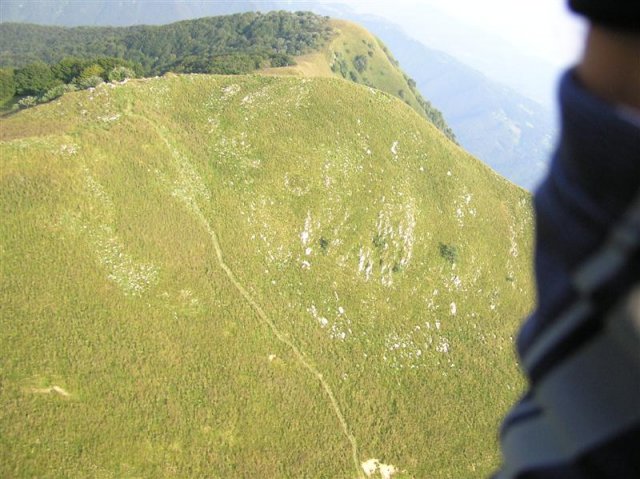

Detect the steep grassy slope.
xmin=0 ymin=74 xmax=533 ymax=478
xmin=262 ymin=19 xmax=456 ymax=141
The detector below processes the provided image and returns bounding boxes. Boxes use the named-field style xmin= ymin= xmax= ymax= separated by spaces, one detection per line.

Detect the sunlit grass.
xmin=0 ymin=73 xmax=533 ymax=478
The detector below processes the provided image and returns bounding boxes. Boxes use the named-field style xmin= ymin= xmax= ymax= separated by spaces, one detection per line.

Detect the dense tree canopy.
xmin=0 ymin=12 xmax=333 ymax=109
xmin=0 ymin=68 xmax=16 ymax=103
xmin=14 ymin=62 xmax=60 ymax=96
xmin=0 ymin=11 xmax=333 ymax=75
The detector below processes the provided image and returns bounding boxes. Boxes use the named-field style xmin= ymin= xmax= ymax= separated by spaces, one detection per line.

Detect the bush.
xmin=75 ymin=75 xmax=104 ymax=89
xmin=319 ymin=237 xmax=329 ymax=253
xmin=0 ymin=68 xmax=16 ymax=103
xmin=17 ymin=96 xmax=37 ymax=108
xmin=39 ymin=84 xmax=67 ymax=102
xmin=52 ymin=58 xmax=85 ymax=83
xmin=207 ymin=54 xmax=258 ymax=75
xmin=372 ymin=234 xmax=386 ymax=249
xmin=15 ymin=62 xmax=59 ymax=96
xmin=108 ymin=66 xmax=135 ymax=82
xmin=269 ymin=54 xmax=293 ymax=68
xmin=80 ymin=64 xmax=106 ymax=81
xmin=353 ymin=55 xmax=368 ymax=73
xmin=439 ymin=243 xmax=458 ymax=264
xmin=332 ymin=53 xmax=349 ymax=79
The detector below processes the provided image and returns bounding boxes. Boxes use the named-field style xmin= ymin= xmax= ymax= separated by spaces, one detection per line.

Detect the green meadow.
xmin=1 ymin=72 xmax=533 ymax=478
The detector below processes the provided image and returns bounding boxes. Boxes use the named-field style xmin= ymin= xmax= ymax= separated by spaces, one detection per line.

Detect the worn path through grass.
xmin=126 ymin=106 xmax=364 ymax=478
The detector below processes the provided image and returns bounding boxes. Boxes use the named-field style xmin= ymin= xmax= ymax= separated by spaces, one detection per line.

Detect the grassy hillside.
xmin=0 ymin=73 xmax=533 ymax=478
xmin=263 ymin=19 xmax=456 ymax=141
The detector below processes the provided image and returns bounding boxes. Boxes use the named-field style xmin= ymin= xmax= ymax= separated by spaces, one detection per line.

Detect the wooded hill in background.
xmin=0 ymin=11 xmax=331 ymax=72
xmin=0 ymin=11 xmax=455 ymax=142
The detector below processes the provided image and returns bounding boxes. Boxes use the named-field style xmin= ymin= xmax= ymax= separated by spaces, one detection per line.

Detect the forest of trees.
xmin=0 ymin=12 xmax=332 ymax=73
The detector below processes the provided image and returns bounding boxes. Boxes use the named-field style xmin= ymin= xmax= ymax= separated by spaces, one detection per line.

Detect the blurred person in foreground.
xmin=494 ymin=1 xmax=640 ymax=478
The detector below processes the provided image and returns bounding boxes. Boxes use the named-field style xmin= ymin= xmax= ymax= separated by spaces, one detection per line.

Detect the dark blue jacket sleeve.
xmin=495 ymin=69 xmax=640 ymax=479
xmin=518 ymin=69 xmax=640 ymax=355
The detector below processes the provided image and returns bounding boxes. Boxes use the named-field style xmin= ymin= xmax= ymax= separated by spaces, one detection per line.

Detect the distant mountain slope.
xmin=1 ymin=74 xmax=533 ymax=478
xmin=354 ymin=18 xmax=554 ymax=190
xmin=0 ymin=0 xmax=263 ymax=26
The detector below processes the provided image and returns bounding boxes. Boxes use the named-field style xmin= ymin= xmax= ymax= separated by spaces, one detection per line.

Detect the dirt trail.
xmin=127 ymin=108 xmax=363 ymax=478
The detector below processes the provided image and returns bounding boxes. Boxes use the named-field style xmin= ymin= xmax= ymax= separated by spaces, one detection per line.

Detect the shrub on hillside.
xmin=353 ymin=55 xmax=368 ymax=73
xmin=17 ymin=95 xmax=37 ymax=108
xmin=75 ymin=75 xmax=104 ymax=89
xmin=52 ymin=57 xmax=86 ymax=83
xmin=62 ymin=83 xmax=78 ymax=93
xmin=79 ymin=64 xmax=106 ymax=81
xmin=108 ymin=66 xmax=135 ymax=82
xmin=39 ymin=84 xmax=67 ymax=102
xmin=0 ymin=68 xmax=16 ymax=103
xmin=439 ymin=242 xmax=459 ymax=264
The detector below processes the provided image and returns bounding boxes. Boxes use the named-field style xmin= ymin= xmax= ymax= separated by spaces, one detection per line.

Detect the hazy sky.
xmin=322 ymin=0 xmax=586 ymax=68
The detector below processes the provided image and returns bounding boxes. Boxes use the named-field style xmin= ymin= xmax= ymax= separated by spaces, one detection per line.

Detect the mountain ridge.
xmin=262 ymin=18 xmax=456 ymax=141
xmin=0 ymin=13 xmax=456 ymax=141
